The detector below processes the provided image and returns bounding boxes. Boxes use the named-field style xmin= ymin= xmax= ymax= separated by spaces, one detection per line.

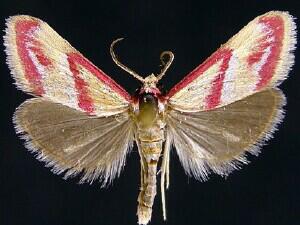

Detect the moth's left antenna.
xmin=110 ymin=38 xmax=145 ymax=82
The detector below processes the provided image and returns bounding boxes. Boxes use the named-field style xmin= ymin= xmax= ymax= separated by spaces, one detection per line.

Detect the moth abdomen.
xmin=137 ymin=139 xmax=163 ymax=225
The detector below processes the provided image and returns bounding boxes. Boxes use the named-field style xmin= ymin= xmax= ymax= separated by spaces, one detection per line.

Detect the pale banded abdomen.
xmin=137 ymin=126 xmax=165 ymax=224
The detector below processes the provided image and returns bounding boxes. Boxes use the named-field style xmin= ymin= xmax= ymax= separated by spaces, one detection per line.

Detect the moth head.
xmin=110 ymin=38 xmax=174 ymax=90
xmin=142 ymin=73 xmax=158 ymax=93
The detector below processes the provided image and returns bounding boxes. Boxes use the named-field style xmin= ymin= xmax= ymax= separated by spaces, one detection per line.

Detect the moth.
xmin=3 ymin=11 xmax=296 ymax=224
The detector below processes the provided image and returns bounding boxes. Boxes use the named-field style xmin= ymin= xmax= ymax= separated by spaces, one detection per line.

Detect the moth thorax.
xmin=136 ymin=93 xmax=159 ymax=127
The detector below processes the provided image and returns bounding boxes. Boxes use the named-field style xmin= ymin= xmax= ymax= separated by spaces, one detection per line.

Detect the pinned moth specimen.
xmin=3 ymin=11 xmax=296 ymax=224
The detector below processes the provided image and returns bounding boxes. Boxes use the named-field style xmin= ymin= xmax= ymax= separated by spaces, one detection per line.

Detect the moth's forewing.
xmin=167 ymin=11 xmax=296 ymax=112
xmin=166 ymin=89 xmax=285 ymax=180
xmin=4 ymin=15 xmax=130 ymax=117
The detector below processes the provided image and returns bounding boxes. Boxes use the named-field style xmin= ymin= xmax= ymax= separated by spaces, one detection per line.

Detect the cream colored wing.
xmin=14 ymin=98 xmax=135 ymax=185
xmin=166 ymin=89 xmax=285 ymax=180
xmin=167 ymin=11 xmax=296 ymax=112
xmin=4 ymin=15 xmax=131 ymax=117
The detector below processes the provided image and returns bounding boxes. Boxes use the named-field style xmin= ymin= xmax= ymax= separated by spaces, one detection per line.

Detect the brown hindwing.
xmin=167 ymin=89 xmax=285 ymax=180
xmin=14 ymin=98 xmax=134 ymax=185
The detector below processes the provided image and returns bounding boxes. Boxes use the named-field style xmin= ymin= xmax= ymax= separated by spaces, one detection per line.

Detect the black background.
xmin=0 ymin=1 xmax=299 ymax=225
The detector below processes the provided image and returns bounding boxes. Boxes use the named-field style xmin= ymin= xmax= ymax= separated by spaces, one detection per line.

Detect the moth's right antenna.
xmin=110 ymin=38 xmax=145 ymax=82
xmin=156 ymin=51 xmax=174 ymax=81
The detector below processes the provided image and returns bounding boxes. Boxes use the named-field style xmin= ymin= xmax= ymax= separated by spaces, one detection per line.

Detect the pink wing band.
xmin=67 ymin=52 xmax=132 ymax=113
xmin=167 ymin=49 xmax=233 ymax=109
xmin=205 ymin=49 xmax=232 ymax=110
xmin=67 ymin=52 xmax=131 ymax=102
xmin=67 ymin=53 xmax=95 ymax=113
xmin=254 ymin=16 xmax=284 ymax=89
xmin=15 ymin=19 xmax=46 ymax=95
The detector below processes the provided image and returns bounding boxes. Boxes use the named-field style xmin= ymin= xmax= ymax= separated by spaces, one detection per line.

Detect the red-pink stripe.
xmin=256 ymin=15 xmax=284 ymax=90
xmin=205 ymin=49 xmax=232 ymax=110
xmin=15 ymin=20 xmax=45 ymax=95
xmin=167 ymin=48 xmax=233 ymax=104
xmin=67 ymin=53 xmax=95 ymax=114
xmin=68 ymin=52 xmax=131 ymax=102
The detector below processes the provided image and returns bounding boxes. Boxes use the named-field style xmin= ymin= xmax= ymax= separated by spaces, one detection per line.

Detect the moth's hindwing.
xmin=4 ymin=15 xmax=131 ymax=117
xmin=14 ymin=98 xmax=135 ymax=185
xmin=167 ymin=11 xmax=296 ymax=112
xmin=166 ymin=89 xmax=285 ymax=180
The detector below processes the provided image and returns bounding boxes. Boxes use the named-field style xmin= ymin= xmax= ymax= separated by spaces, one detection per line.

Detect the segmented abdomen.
xmin=137 ymin=127 xmax=164 ymax=225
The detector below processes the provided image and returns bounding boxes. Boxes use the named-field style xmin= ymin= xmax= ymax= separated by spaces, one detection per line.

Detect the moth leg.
xmin=166 ymin=146 xmax=170 ymax=189
xmin=137 ymin=141 xmax=147 ymax=200
xmin=160 ymin=135 xmax=171 ymax=220
xmin=137 ymin=141 xmax=146 ymax=182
